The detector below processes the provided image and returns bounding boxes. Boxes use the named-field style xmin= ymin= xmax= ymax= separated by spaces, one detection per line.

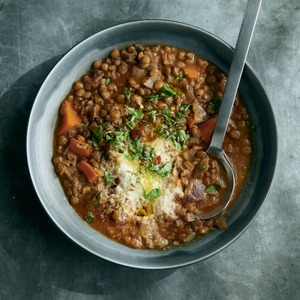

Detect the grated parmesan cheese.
xmin=102 ymin=136 xmax=183 ymax=218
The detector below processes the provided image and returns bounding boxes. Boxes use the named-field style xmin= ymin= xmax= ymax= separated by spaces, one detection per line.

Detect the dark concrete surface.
xmin=0 ymin=0 xmax=299 ymax=299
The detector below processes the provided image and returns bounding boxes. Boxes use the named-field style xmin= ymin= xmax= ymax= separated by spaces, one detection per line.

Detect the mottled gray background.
xmin=0 ymin=0 xmax=299 ymax=299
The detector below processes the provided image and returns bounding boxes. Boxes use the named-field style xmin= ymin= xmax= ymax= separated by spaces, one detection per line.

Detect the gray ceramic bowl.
xmin=27 ymin=20 xmax=277 ymax=269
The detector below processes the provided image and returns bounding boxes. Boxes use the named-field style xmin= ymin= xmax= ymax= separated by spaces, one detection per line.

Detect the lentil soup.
xmin=52 ymin=44 xmax=252 ymax=250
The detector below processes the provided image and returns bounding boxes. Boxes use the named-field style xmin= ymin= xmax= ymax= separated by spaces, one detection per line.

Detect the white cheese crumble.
xmin=148 ymin=137 xmax=178 ymax=164
xmin=102 ymin=136 xmax=183 ymax=218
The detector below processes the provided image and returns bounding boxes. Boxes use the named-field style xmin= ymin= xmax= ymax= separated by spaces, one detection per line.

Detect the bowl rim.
xmin=26 ymin=19 xmax=278 ymax=269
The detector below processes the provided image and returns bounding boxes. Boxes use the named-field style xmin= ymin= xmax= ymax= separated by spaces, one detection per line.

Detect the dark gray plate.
xmin=27 ymin=20 xmax=277 ymax=269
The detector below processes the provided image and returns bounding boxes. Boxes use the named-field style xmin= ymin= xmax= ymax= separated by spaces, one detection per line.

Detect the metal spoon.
xmin=198 ymin=0 xmax=262 ymax=219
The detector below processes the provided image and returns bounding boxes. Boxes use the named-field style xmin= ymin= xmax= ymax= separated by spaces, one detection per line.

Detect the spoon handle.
xmin=208 ymin=0 xmax=262 ymax=154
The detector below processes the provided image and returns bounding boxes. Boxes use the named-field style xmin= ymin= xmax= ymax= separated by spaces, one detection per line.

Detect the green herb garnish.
xmin=175 ymin=74 xmax=185 ymax=81
xmin=180 ymin=103 xmax=190 ymax=112
xmin=93 ymin=192 xmax=102 ymax=205
xmin=168 ymin=129 xmax=190 ymax=151
xmin=160 ymin=108 xmax=172 ymax=118
xmin=147 ymin=110 xmax=157 ymax=122
xmin=144 ymin=188 xmax=161 ymax=200
xmin=205 ymin=184 xmax=221 ymax=193
xmin=200 ymin=163 xmax=207 ymax=170
xmin=159 ymin=85 xmax=178 ymax=98
xmin=93 ymin=199 xmax=99 ymax=205
xmin=160 ymin=108 xmax=173 ymax=126
xmin=90 ymin=124 xmax=106 ymax=141
xmin=124 ymin=89 xmax=132 ymax=100
xmin=105 ymin=78 xmax=112 ymax=85
xmin=104 ymin=171 xmax=117 ymax=186
xmin=157 ymin=161 xmax=173 ymax=177
xmin=176 ymin=103 xmax=190 ymax=118
xmin=156 ymin=125 xmax=190 ymax=151
xmin=208 ymin=97 xmax=222 ymax=113
xmin=147 ymin=94 xmax=161 ymax=101
xmin=90 ymin=125 xmax=128 ymax=153
xmin=85 ymin=216 xmax=94 ymax=223
xmin=127 ymin=107 xmax=143 ymax=129
xmin=147 ymin=85 xmax=178 ymax=101
xmin=148 ymin=161 xmax=173 ymax=177
xmin=128 ymin=136 xmax=155 ymax=162
xmin=146 ymin=103 xmax=190 ymax=150
xmin=91 ymin=136 xmax=99 ymax=148
xmin=90 ymin=103 xmax=189 ymax=177
xmin=156 ymin=124 xmax=168 ymax=137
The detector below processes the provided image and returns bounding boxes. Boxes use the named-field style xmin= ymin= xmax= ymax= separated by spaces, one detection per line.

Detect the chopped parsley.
xmin=85 ymin=216 xmax=94 ymax=223
xmin=144 ymin=104 xmax=190 ymax=150
xmin=92 ymin=192 xmax=102 ymax=205
xmin=90 ymin=121 xmax=157 ymax=171
xmin=180 ymin=103 xmax=190 ymax=112
xmin=208 ymin=97 xmax=222 ymax=113
xmin=144 ymin=188 xmax=161 ymax=200
xmin=147 ymin=110 xmax=157 ymax=122
xmin=159 ymin=85 xmax=178 ymax=98
xmin=205 ymin=184 xmax=221 ymax=193
xmin=168 ymin=129 xmax=190 ymax=151
xmin=90 ymin=124 xmax=106 ymax=141
xmin=200 ymin=163 xmax=207 ymax=170
xmin=175 ymin=74 xmax=185 ymax=81
xmin=147 ymin=85 xmax=178 ymax=101
xmin=156 ymin=125 xmax=190 ymax=151
xmin=105 ymin=78 xmax=112 ymax=85
xmin=156 ymin=124 xmax=168 ymax=136
xmin=90 ymin=104 xmax=189 ymax=179
xmin=147 ymin=94 xmax=161 ymax=101
xmin=104 ymin=171 xmax=118 ymax=186
xmin=90 ymin=124 xmax=128 ymax=153
xmin=160 ymin=108 xmax=172 ymax=118
xmin=159 ymin=109 xmax=173 ymax=126
xmin=124 ymin=89 xmax=132 ymax=100
xmin=148 ymin=161 xmax=173 ymax=177
xmin=128 ymin=135 xmax=155 ymax=162
xmin=91 ymin=136 xmax=99 ymax=148
xmin=127 ymin=107 xmax=143 ymax=129
xmin=93 ymin=199 xmax=99 ymax=205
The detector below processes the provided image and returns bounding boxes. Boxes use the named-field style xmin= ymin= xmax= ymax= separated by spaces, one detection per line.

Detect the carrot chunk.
xmin=183 ymin=65 xmax=200 ymax=79
xmin=198 ymin=117 xmax=217 ymax=143
xmin=58 ymin=100 xmax=81 ymax=135
xmin=77 ymin=161 xmax=103 ymax=183
xmin=69 ymin=138 xmax=93 ymax=157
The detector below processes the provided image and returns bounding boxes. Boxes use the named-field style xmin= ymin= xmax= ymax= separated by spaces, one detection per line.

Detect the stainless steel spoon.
xmin=198 ymin=0 xmax=262 ymax=219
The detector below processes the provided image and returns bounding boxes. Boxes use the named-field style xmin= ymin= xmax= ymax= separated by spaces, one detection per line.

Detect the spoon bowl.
xmin=197 ymin=148 xmax=235 ymax=219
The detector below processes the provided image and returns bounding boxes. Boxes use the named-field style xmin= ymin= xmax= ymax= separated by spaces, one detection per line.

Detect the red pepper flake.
xmin=130 ymin=129 xmax=143 ymax=139
xmin=154 ymin=155 xmax=161 ymax=165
